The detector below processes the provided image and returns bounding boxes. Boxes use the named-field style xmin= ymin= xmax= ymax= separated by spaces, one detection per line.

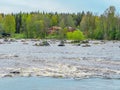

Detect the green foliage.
xmin=12 ymin=34 xmax=25 ymax=39
xmin=25 ymin=14 xmax=48 ymax=38
xmin=0 ymin=14 xmax=4 ymax=33
xmin=115 ymin=30 xmax=120 ymax=40
xmin=58 ymin=27 xmax=68 ymax=39
xmin=93 ymin=16 xmax=104 ymax=39
xmin=59 ymin=19 xmax=65 ymax=28
xmin=80 ymin=12 xmax=96 ymax=38
xmin=0 ymin=14 xmax=3 ymax=24
xmin=67 ymin=30 xmax=85 ymax=40
xmin=0 ymin=6 xmax=119 ymax=40
xmin=66 ymin=15 xmax=75 ymax=27
xmin=46 ymin=34 xmax=59 ymax=39
xmin=67 ymin=32 xmax=73 ymax=39
xmin=3 ymin=15 xmax=16 ymax=34
xmin=51 ymin=15 xmax=58 ymax=26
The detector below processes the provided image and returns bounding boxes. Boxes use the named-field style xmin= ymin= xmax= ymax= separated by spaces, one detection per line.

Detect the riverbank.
xmin=0 ymin=39 xmax=120 ymax=79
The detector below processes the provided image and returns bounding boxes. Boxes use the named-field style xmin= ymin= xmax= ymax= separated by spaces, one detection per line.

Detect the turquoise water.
xmin=0 ymin=77 xmax=120 ymax=90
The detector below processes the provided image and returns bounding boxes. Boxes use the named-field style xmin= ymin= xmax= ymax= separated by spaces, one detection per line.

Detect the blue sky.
xmin=0 ymin=0 xmax=120 ymax=14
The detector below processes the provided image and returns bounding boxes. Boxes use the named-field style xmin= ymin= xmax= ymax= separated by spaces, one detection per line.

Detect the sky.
xmin=0 ymin=0 xmax=120 ymax=14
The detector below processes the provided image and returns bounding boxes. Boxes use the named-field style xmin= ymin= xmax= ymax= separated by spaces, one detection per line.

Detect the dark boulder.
xmin=4 ymin=74 xmax=13 ymax=77
xmin=71 ymin=40 xmax=80 ymax=43
xmin=3 ymin=38 xmax=9 ymax=42
xmin=2 ymin=33 xmax=10 ymax=37
xmin=58 ymin=40 xmax=65 ymax=46
xmin=81 ymin=40 xmax=89 ymax=44
xmin=76 ymin=43 xmax=81 ymax=46
xmin=9 ymin=38 xmax=16 ymax=42
xmin=42 ymin=41 xmax=50 ymax=46
xmin=34 ymin=41 xmax=50 ymax=46
xmin=10 ymin=71 xmax=20 ymax=74
xmin=82 ymin=44 xmax=91 ymax=47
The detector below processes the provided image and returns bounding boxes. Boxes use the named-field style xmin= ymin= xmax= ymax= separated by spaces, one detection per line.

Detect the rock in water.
xmin=10 ymin=71 xmax=20 ymax=74
xmin=0 ymin=41 xmax=3 ymax=44
xmin=58 ymin=40 xmax=65 ymax=46
xmin=76 ymin=43 xmax=81 ymax=46
xmin=81 ymin=40 xmax=89 ymax=44
xmin=34 ymin=43 xmax=40 ymax=46
xmin=42 ymin=41 xmax=50 ymax=46
xmin=4 ymin=38 xmax=9 ymax=42
xmin=82 ymin=44 xmax=91 ymax=47
xmin=34 ymin=41 xmax=50 ymax=46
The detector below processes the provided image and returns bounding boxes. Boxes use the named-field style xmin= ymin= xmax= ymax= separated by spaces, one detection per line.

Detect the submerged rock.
xmin=101 ymin=40 xmax=106 ymax=44
xmin=41 ymin=41 xmax=50 ymax=46
xmin=21 ymin=39 xmax=27 ymax=42
xmin=4 ymin=74 xmax=13 ymax=77
xmin=81 ymin=40 xmax=89 ymax=44
xmin=73 ymin=43 xmax=81 ymax=46
xmin=9 ymin=38 xmax=16 ymax=42
xmin=3 ymin=38 xmax=9 ymax=42
xmin=0 ymin=41 xmax=4 ymax=44
xmin=10 ymin=71 xmax=20 ymax=74
xmin=70 ymin=40 xmax=80 ymax=43
xmin=82 ymin=44 xmax=91 ymax=47
xmin=13 ymin=55 xmax=19 ymax=57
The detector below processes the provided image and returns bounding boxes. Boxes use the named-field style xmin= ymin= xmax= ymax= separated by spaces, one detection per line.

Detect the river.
xmin=0 ymin=77 xmax=120 ymax=90
xmin=0 ymin=39 xmax=120 ymax=89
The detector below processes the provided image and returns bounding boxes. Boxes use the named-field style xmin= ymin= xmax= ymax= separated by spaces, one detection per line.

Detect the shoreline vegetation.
xmin=0 ymin=6 xmax=120 ymax=40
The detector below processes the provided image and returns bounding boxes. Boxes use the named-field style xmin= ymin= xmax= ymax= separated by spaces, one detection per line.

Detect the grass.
xmin=12 ymin=34 xmax=26 ymax=39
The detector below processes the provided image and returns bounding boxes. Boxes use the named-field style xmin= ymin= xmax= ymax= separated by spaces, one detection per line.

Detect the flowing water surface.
xmin=0 ymin=77 xmax=120 ymax=90
xmin=0 ymin=40 xmax=120 ymax=89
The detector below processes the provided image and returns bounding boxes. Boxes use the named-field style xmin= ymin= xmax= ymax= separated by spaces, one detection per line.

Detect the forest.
xmin=0 ymin=6 xmax=120 ymax=40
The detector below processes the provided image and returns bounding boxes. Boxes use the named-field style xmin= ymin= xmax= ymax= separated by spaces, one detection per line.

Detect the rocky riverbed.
xmin=0 ymin=39 xmax=120 ymax=79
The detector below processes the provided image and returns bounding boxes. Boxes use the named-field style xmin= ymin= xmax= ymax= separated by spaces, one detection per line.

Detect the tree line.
xmin=0 ymin=6 xmax=120 ymax=40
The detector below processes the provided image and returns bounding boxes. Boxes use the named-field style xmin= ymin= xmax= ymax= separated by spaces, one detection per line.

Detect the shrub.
xmin=67 ymin=30 xmax=85 ymax=40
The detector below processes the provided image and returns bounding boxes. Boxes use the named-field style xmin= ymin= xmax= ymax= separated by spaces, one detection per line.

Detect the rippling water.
xmin=0 ymin=40 xmax=120 ymax=89
xmin=0 ymin=40 xmax=120 ymax=70
xmin=0 ymin=77 xmax=120 ymax=90
xmin=0 ymin=40 xmax=120 ymax=60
